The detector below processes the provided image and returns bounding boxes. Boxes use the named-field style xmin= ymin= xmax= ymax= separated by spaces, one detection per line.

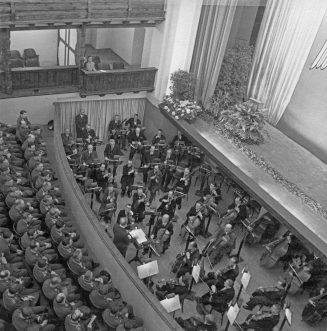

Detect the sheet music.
xmin=137 ymin=260 xmax=159 ymax=279
xmin=241 ymin=271 xmax=251 ymax=290
xmin=192 ymin=264 xmax=201 ymax=283
xmin=129 ymin=228 xmax=147 ymax=244
xmin=227 ymin=303 xmax=240 ymax=325
xmin=160 ymin=295 xmax=181 ymax=313
xmin=285 ymin=308 xmax=292 ymax=325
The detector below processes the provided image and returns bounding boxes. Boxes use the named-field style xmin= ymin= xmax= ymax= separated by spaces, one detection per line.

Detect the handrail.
xmin=53 ymin=108 xmax=182 ymax=331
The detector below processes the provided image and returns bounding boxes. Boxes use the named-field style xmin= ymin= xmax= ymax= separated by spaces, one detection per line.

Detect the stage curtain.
xmin=191 ymin=0 xmax=238 ymax=108
xmin=54 ymin=98 xmax=145 ymax=141
xmin=247 ymin=0 xmax=327 ymax=125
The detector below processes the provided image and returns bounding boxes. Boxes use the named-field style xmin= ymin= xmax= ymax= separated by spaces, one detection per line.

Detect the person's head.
xmin=56 ymin=292 xmax=66 ymax=303
xmin=235 ymin=196 xmax=241 ymax=205
xmin=0 ymin=270 xmax=10 ymax=279
xmin=22 ymin=307 xmax=34 ymax=319
xmin=36 ymin=163 xmax=43 ymax=171
xmin=87 ymin=144 xmax=93 ymax=152
xmin=271 ymin=304 xmax=281 ymax=315
xmin=73 ymin=249 xmax=83 ymax=261
xmin=119 ymin=217 xmax=128 ymax=228
xmin=29 ymin=144 xmax=36 ymax=152
xmin=224 ymin=224 xmax=233 ymax=233
xmin=114 ymin=115 xmax=119 ymax=121
xmin=49 ymin=207 xmax=60 ymax=216
xmin=27 ymin=134 xmax=35 ymax=143
xmin=86 ymin=124 xmax=92 ymax=131
xmin=71 ymin=308 xmax=83 ymax=321
xmin=168 ymin=190 xmax=174 ymax=198
xmin=107 ymin=183 xmax=114 ymax=192
xmin=84 ymin=270 xmax=93 ymax=281
xmin=167 ymin=148 xmax=172 ymax=155
xmin=162 ymin=214 xmax=169 ymax=225
xmin=195 ymin=202 xmax=202 ymax=210
xmin=65 ymin=128 xmax=70 ymax=135
xmin=109 ymin=138 xmax=115 ymax=146
xmin=137 ymin=187 xmax=143 ymax=195
xmin=55 ymin=219 xmax=65 ymax=229
xmin=20 ymin=110 xmax=27 ymax=118
xmin=157 ymin=129 xmax=162 ymax=136
xmin=42 ymin=181 xmax=52 ymax=191
xmin=184 ymin=167 xmax=190 ymax=176
xmin=99 ymin=163 xmax=106 ymax=172
xmin=135 ymin=127 xmax=141 ymax=135
xmin=150 ymin=145 xmax=155 ymax=153
xmin=43 ymin=195 xmax=53 ymax=204
xmin=210 ymin=183 xmax=216 ymax=190
xmin=87 ymin=56 xmax=93 ymax=63
xmin=189 ymin=241 xmax=197 ymax=251
xmin=80 ymin=109 xmax=85 ymax=115
xmin=224 ymin=279 xmax=234 ymax=288
xmin=154 ymin=165 xmax=159 ymax=171
xmin=15 ymin=199 xmax=25 ymax=209
xmin=125 ymin=203 xmax=132 ymax=211
xmin=127 ymin=159 xmax=133 ymax=167
xmin=134 ymin=114 xmax=138 ymax=120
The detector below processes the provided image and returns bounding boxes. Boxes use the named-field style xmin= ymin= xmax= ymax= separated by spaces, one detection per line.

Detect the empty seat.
xmin=23 ymin=48 xmax=37 ymax=59
xmin=9 ymin=58 xmax=24 ymax=68
xmin=97 ymin=62 xmax=110 ymax=70
xmin=112 ymin=62 xmax=124 ymax=70
xmin=25 ymin=57 xmax=40 ymax=67
xmin=8 ymin=50 xmax=22 ymax=59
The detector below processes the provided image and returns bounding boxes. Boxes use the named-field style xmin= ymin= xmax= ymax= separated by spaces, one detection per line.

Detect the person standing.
xmin=113 ymin=217 xmax=131 ymax=258
xmin=75 ymin=109 xmax=88 ymax=139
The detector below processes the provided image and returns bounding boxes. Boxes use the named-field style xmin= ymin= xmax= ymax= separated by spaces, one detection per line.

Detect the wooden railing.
xmin=0 ymin=0 xmax=165 ymax=29
xmin=10 ymin=65 xmax=79 ymax=91
xmin=81 ymin=67 xmax=157 ymax=96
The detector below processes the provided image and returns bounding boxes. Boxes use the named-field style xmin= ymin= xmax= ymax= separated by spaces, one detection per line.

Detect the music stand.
xmin=137 ymin=260 xmax=159 ymax=288
xmin=184 ymin=226 xmax=195 ymax=251
xmin=128 ymin=228 xmax=148 ymax=265
xmin=160 ymin=294 xmax=181 ymax=317
xmin=225 ymin=304 xmax=241 ymax=331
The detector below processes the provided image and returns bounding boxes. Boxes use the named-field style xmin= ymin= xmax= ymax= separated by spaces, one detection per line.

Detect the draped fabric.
xmin=54 ymin=98 xmax=145 ymax=141
xmin=191 ymin=0 xmax=238 ymax=108
xmin=247 ymin=0 xmax=327 ymax=125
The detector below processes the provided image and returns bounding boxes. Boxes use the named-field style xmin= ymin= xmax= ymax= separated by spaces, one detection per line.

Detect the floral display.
xmin=160 ymin=96 xmax=202 ymax=122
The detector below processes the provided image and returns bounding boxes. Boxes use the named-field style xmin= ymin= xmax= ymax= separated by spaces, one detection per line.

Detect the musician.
xmin=155 ymin=276 xmax=189 ymax=301
xmin=16 ymin=110 xmax=32 ymax=130
xmin=65 ymin=308 xmax=96 ymax=331
xmin=142 ymin=145 xmax=159 ymax=184
xmin=113 ymin=217 xmax=131 ymax=258
xmin=152 ymin=129 xmax=166 ymax=145
xmin=175 ymin=241 xmax=200 ymax=278
xmin=239 ymin=304 xmax=281 ymax=331
xmin=148 ymin=164 xmax=162 ymax=204
xmin=151 ymin=214 xmax=173 ymax=254
xmin=80 ymin=144 xmax=98 ymax=165
xmin=66 ymin=145 xmax=80 ymax=166
xmin=108 ymin=115 xmax=127 ymax=150
xmin=174 ymin=167 xmax=191 ymax=209
xmin=157 ymin=190 xmax=176 ymax=218
xmin=175 ymin=314 xmax=217 ymax=331
xmin=82 ymin=124 xmax=96 ymax=145
xmin=161 ymin=148 xmax=176 ymax=190
xmin=104 ymin=138 xmax=121 ymax=178
xmin=196 ymin=280 xmax=235 ymax=315
xmin=302 ymin=287 xmax=327 ymax=324
xmin=203 ymin=183 xmax=221 ymax=205
xmin=207 ymin=224 xmax=236 ymax=265
xmin=204 ymin=257 xmax=239 ymax=289
xmin=243 ymin=281 xmax=286 ymax=311
xmin=227 ymin=196 xmax=248 ymax=227
xmin=108 ymin=115 xmax=122 ymax=134
xmin=171 ymin=130 xmax=189 ymax=147
xmin=117 ymin=204 xmax=135 ymax=228
xmin=131 ymin=187 xmax=146 ymax=223
xmin=93 ymin=163 xmax=111 ymax=202
xmin=75 ymin=109 xmax=88 ymax=139
xmin=125 ymin=114 xmax=141 ymax=131
xmin=128 ymin=126 xmax=146 ymax=160
xmin=183 ymin=202 xmax=204 ymax=236
xmin=121 ymin=160 xmax=135 ymax=198
xmin=61 ymin=129 xmax=74 ymax=153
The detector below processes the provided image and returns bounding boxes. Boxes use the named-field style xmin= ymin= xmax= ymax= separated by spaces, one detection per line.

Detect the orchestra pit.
xmin=0 ymin=1 xmax=327 ymax=331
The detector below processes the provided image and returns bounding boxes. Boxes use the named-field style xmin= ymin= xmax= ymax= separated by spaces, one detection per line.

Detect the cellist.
xmin=151 ymin=214 xmax=174 ymax=254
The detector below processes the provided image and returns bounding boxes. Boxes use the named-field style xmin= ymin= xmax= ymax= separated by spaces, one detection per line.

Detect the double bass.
xmin=155 ymin=217 xmax=173 ymax=254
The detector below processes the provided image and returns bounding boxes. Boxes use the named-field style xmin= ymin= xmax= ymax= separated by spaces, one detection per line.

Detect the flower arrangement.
xmin=160 ymin=70 xmax=202 ymax=122
xmin=218 ymin=100 xmax=266 ymax=145
xmin=160 ymin=96 xmax=202 ymax=121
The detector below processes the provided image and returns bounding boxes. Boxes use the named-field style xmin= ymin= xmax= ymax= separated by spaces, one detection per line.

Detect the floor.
xmin=44 ymin=127 xmax=326 ymax=331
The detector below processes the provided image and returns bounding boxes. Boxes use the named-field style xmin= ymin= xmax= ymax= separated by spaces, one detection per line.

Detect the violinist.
xmin=226 ymin=196 xmax=248 ymax=227
xmin=195 ymin=280 xmax=235 ymax=315
xmin=243 ymin=281 xmax=286 ymax=311
xmin=125 ymin=114 xmax=141 ymax=131
xmin=108 ymin=115 xmax=122 ymax=137
xmin=175 ymin=241 xmax=200 ymax=278
xmin=61 ymin=128 xmax=74 ymax=153
xmin=182 ymin=202 xmax=204 ymax=236
xmin=161 ymin=148 xmax=176 ymax=190
xmin=171 ymin=130 xmax=189 ymax=147
xmin=131 ymin=187 xmax=146 ymax=223
xmin=203 ymin=183 xmax=221 ymax=205
xmin=93 ymin=163 xmax=111 ymax=202
xmin=155 ymin=276 xmax=189 ymax=301
xmin=148 ymin=164 xmax=162 ymax=204
xmin=239 ymin=304 xmax=281 ymax=331
xmin=206 ymin=224 xmax=236 ymax=265
xmin=151 ymin=214 xmax=174 ymax=254
xmin=152 ymin=129 xmax=166 ymax=156
xmin=104 ymin=138 xmax=122 ymax=178
xmin=204 ymin=257 xmax=239 ymax=289
xmin=82 ymin=124 xmax=97 ymax=146
xmin=174 ymin=167 xmax=191 ymax=209
xmin=120 ymin=160 xmax=135 ymax=198
xmin=142 ymin=145 xmax=159 ymax=184
xmin=102 ymin=183 xmax=117 ymax=205
xmin=302 ymin=287 xmax=327 ymax=324
xmin=66 ymin=145 xmax=80 ymax=166
xmin=157 ymin=190 xmax=176 ymax=218
xmin=129 ymin=126 xmax=146 ymax=161
xmin=117 ymin=203 xmax=135 ymax=228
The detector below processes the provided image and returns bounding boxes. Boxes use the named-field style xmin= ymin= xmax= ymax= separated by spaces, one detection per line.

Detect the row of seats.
xmin=0 ymin=121 xmax=144 ymax=330
xmin=4 ymin=49 xmax=40 ymax=68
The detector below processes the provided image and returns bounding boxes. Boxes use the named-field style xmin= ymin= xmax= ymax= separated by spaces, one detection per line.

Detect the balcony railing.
xmin=80 ymin=67 xmax=157 ymax=96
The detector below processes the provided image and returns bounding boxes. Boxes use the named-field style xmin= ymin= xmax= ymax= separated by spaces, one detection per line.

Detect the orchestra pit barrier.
xmin=53 ymin=108 xmax=182 ymax=331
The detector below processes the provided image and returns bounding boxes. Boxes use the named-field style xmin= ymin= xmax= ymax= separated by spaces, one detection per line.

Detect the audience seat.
xmin=23 ymin=48 xmax=40 ymax=67
xmin=111 ymin=62 xmax=125 ymax=70
xmin=8 ymin=58 xmax=24 ymax=68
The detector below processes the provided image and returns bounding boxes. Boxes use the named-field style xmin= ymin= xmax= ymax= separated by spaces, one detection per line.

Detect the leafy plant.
xmin=218 ymin=100 xmax=266 ymax=144
xmin=207 ymin=43 xmax=254 ymax=116
xmin=169 ymin=69 xmax=196 ymax=101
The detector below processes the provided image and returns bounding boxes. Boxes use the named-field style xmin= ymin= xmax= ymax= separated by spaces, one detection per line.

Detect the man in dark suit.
xmin=82 ymin=124 xmax=96 ymax=145
xmin=128 ymin=127 xmax=146 ymax=160
xmin=113 ymin=217 xmax=130 ymax=257
xmin=196 ymin=279 xmax=235 ymax=315
xmin=125 ymin=114 xmax=141 ymax=131
xmin=80 ymin=144 xmax=98 ymax=165
xmin=104 ymin=138 xmax=122 ymax=178
xmin=160 ymin=148 xmax=176 ymax=189
xmin=75 ymin=109 xmax=88 ymax=138
xmin=61 ymin=129 xmax=74 ymax=153
xmin=120 ymin=160 xmax=135 ymax=197
xmin=171 ymin=130 xmax=189 ymax=147
xmin=142 ymin=145 xmax=159 ymax=184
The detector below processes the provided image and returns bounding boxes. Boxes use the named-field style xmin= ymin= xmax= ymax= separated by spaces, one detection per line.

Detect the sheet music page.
xmin=192 ymin=264 xmax=201 ymax=283
xmin=241 ymin=271 xmax=251 ymax=290
xmin=227 ymin=304 xmax=240 ymax=325
xmin=160 ymin=295 xmax=181 ymax=313
xmin=137 ymin=260 xmax=159 ymax=279
xmin=129 ymin=228 xmax=147 ymax=244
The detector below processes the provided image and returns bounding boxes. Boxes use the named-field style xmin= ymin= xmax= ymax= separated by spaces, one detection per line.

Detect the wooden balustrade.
xmin=0 ymin=0 xmax=165 ymax=29
xmin=81 ymin=67 xmax=157 ymax=96
xmin=10 ymin=65 xmax=79 ymax=91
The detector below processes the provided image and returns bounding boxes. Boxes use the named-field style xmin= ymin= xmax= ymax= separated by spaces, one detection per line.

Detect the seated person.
xmin=155 ymin=276 xmax=189 ymax=301
xmin=176 ymin=314 xmax=217 ymax=331
xmin=85 ymin=56 xmax=97 ymax=72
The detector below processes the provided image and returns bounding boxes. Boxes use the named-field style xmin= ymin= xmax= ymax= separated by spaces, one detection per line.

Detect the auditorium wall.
xmin=277 ymin=11 xmax=327 ymax=163
xmin=11 ymin=30 xmax=58 ymax=66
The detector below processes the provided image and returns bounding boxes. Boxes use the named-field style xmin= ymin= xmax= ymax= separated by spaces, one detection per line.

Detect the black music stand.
xmin=85 ymin=184 xmax=101 ymax=210
xmin=137 ymin=260 xmax=159 ymax=288
xmin=184 ymin=226 xmax=195 ymax=251
xmin=128 ymin=228 xmax=148 ymax=265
